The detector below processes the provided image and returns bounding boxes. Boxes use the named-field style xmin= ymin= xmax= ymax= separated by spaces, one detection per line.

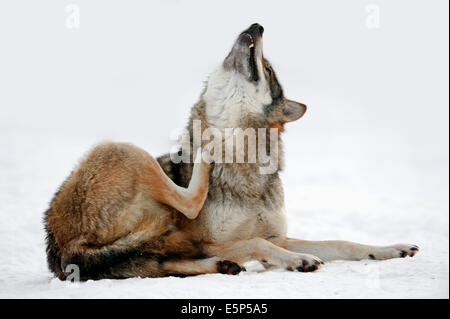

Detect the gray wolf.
xmin=44 ymin=23 xmax=418 ymax=280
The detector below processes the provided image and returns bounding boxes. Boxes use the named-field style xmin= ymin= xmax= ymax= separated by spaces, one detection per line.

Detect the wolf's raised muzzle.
xmin=238 ymin=23 xmax=264 ymax=46
xmin=223 ymin=23 xmax=265 ymax=81
xmin=247 ymin=23 xmax=264 ymax=36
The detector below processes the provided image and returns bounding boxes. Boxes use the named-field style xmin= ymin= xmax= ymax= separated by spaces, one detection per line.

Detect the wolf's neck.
xmin=184 ymin=99 xmax=283 ymax=174
xmin=209 ymin=162 xmax=280 ymax=197
xmin=202 ymin=70 xmax=268 ymax=130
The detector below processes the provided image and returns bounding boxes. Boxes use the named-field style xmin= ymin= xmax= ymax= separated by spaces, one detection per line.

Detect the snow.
xmin=0 ymin=0 xmax=448 ymax=298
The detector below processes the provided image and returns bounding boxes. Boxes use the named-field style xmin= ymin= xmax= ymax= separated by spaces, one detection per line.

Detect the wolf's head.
xmin=203 ymin=23 xmax=307 ymax=131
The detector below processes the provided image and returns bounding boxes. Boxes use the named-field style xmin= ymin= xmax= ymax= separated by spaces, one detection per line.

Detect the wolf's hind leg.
xmin=283 ymin=239 xmax=419 ymax=262
xmin=161 ymin=257 xmax=244 ymax=276
xmin=142 ymin=149 xmax=209 ymax=219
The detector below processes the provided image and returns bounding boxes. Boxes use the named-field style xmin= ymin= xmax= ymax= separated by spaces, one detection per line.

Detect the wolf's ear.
xmin=283 ymin=99 xmax=307 ymax=122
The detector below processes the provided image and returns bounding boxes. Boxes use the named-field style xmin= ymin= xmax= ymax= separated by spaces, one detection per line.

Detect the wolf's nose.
xmin=251 ymin=23 xmax=264 ymax=35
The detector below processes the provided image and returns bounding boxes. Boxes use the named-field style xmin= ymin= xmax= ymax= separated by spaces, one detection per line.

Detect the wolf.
xmin=44 ymin=23 xmax=418 ymax=280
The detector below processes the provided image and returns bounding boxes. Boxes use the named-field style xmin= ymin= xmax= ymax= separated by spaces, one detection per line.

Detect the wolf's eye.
xmin=265 ymin=67 xmax=272 ymax=76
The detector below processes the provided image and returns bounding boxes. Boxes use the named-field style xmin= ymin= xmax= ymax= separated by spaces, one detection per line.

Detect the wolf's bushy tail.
xmin=45 ymin=215 xmax=200 ymax=281
xmin=45 ymin=226 xmax=162 ymax=280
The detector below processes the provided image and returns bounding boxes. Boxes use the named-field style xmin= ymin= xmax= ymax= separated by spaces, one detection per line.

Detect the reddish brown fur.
xmin=44 ymin=142 xmax=209 ymax=280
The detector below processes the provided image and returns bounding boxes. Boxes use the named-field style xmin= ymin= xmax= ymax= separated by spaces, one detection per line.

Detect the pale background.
xmin=0 ymin=0 xmax=448 ymax=298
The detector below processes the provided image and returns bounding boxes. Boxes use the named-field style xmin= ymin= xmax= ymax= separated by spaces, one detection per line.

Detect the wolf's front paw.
xmin=286 ymin=253 xmax=323 ymax=272
xmin=217 ymin=260 xmax=245 ymax=275
xmin=391 ymin=244 xmax=419 ymax=258
xmin=368 ymin=244 xmax=419 ymax=260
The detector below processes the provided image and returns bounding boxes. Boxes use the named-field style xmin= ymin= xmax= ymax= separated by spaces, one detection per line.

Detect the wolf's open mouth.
xmin=249 ymin=45 xmax=258 ymax=81
xmin=243 ymin=33 xmax=258 ymax=81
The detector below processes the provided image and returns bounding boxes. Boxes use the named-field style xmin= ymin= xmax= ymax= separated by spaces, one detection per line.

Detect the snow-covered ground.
xmin=0 ymin=0 xmax=448 ymax=298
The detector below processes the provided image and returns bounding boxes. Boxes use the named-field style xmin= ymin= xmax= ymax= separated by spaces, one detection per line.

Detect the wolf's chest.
xmin=198 ymin=167 xmax=287 ymax=242
xmin=202 ymin=201 xmax=285 ymax=242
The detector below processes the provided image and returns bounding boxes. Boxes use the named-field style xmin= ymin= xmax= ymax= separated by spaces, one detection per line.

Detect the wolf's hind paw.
xmin=217 ymin=260 xmax=244 ymax=275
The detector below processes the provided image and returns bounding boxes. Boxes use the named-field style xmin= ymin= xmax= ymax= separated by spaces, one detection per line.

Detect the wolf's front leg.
xmin=203 ymin=238 xmax=323 ymax=272
xmin=283 ymin=239 xmax=419 ymax=262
